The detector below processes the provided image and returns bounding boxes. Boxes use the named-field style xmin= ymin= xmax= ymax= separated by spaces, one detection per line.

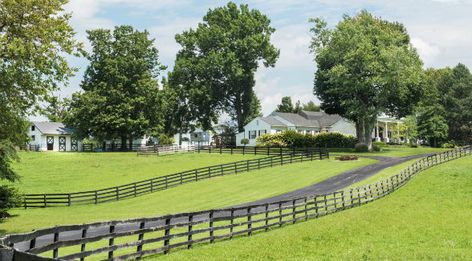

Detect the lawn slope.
xmin=0 ymin=158 xmax=375 ymax=235
xmin=152 ymin=156 xmax=472 ymax=261
xmin=9 ymin=152 xmax=262 ymax=193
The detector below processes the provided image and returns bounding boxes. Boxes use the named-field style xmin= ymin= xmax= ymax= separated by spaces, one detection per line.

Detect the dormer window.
xmin=31 ymin=125 xmax=35 ymax=131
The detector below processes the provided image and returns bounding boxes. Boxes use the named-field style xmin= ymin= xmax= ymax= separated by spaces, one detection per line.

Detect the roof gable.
xmin=32 ymin=122 xmax=73 ymax=135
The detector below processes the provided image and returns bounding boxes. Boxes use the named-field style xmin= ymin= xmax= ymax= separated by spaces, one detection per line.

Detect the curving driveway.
xmin=12 ymin=153 xmax=433 ymax=253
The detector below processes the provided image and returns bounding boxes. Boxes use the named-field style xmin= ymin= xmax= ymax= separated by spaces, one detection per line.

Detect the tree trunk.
xmin=178 ymin=131 xmax=182 ymax=146
xmin=128 ymin=136 xmax=133 ymax=151
xmin=121 ymin=135 xmax=127 ymax=151
xmin=355 ymin=117 xmax=374 ymax=150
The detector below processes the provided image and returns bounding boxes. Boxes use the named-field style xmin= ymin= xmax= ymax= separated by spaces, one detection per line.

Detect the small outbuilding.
xmin=27 ymin=122 xmax=82 ymax=151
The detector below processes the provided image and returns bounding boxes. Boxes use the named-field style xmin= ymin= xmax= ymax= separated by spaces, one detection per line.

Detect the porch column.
xmin=385 ymin=122 xmax=389 ymax=143
xmin=397 ymin=122 xmax=401 ymax=143
xmin=375 ymin=121 xmax=380 ymax=142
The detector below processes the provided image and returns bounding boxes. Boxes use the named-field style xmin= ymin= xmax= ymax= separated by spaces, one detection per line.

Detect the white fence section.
xmin=137 ymin=144 xmax=195 ymax=156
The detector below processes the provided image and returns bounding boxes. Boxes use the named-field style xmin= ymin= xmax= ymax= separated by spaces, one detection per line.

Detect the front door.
xmin=47 ymin=136 xmax=54 ymax=151
xmin=59 ymin=136 xmax=66 ymax=151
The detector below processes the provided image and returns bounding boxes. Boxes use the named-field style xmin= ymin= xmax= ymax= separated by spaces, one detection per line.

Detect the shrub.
xmin=241 ymin=138 xmax=249 ymax=146
xmin=354 ymin=143 xmax=369 ymax=152
xmin=372 ymin=144 xmax=382 ymax=152
xmin=256 ymin=133 xmax=287 ymax=147
xmin=441 ymin=142 xmax=456 ymax=148
xmin=158 ymin=134 xmax=174 ymax=145
xmin=373 ymin=141 xmax=387 ymax=147
xmin=313 ymin=132 xmax=357 ymax=148
xmin=0 ymin=185 xmax=22 ymax=218
xmin=257 ymin=131 xmax=356 ymax=148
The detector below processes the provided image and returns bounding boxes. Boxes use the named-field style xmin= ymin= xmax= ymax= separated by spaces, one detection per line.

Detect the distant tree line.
xmin=275 ymin=96 xmax=320 ymax=113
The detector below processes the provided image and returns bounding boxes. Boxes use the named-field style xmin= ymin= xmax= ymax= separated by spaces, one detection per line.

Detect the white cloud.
xmin=411 ymin=37 xmax=441 ymax=66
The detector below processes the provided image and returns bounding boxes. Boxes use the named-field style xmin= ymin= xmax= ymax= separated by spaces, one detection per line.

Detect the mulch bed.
xmin=335 ymin=155 xmax=359 ymax=161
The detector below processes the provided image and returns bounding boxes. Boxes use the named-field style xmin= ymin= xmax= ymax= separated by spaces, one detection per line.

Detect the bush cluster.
xmin=354 ymin=143 xmax=369 ymax=152
xmin=0 ymin=185 xmax=22 ymax=218
xmin=256 ymin=130 xmax=357 ymax=148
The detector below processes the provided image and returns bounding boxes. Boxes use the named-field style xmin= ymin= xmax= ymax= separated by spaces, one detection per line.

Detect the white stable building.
xmin=28 ymin=122 xmax=82 ymax=151
xmin=236 ymin=111 xmax=405 ymax=146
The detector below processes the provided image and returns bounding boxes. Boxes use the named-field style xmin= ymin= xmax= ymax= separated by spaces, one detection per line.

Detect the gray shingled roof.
xmin=260 ymin=116 xmax=287 ymax=126
xmin=270 ymin=112 xmax=320 ymax=127
xmin=32 ymin=122 xmax=73 ymax=135
xmin=300 ymin=111 xmax=343 ymax=127
xmin=268 ymin=111 xmax=342 ymax=128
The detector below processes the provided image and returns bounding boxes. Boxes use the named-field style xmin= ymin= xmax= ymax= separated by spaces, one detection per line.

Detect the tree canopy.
xmin=275 ymin=96 xmax=320 ymax=113
xmin=0 ymin=0 xmax=80 ymax=215
xmin=66 ymin=25 xmax=165 ymax=148
xmin=171 ymin=2 xmax=279 ymax=132
xmin=310 ymin=10 xmax=424 ymax=149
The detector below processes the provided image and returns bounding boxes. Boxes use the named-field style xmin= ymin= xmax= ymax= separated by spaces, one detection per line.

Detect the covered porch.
xmin=374 ymin=117 xmax=407 ymax=143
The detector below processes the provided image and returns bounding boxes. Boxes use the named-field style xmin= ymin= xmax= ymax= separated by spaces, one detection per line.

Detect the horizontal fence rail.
xmin=22 ymin=148 xmax=328 ymax=208
xmin=197 ymin=146 xmax=331 ymax=157
xmin=2 ymin=146 xmax=470 ymax=261
xmin=137 ymin=145 xmax=195 ymax=156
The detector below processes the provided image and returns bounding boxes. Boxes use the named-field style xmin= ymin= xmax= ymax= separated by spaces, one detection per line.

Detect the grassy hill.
xmin=151 ymin=156 xmax=472 ymax=260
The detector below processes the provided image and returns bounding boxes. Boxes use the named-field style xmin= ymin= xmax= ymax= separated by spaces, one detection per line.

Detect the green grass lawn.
xmin=0 ymin=157 xmax=375 ymax=235
xmin=330 ymin=145 xmax=446 ymax=157
xmin=151 ymin=156 xmax=472 ymax=261
xmin=7 ymin=152 xmax=262 ymax=193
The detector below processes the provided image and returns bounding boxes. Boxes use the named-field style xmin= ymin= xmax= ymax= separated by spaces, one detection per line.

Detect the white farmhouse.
xmin=235 ymin=111 xmax=404 ymax=146
xmin=28 ymin=122 xmax=82 ymax=151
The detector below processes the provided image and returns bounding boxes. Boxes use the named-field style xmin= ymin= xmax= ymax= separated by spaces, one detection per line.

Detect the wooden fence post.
xmin=265 ymin=203 xmax=269 ymax=231
xmin=68 ymin=194 xmax=71 ymax=206
xmin=292 ymin=199 xmax=297 ymax=224
xmin=136 ymin=221 xmax=145 ymax=254
xmin=163 ymin=218 xmax=171 ymax=254
xmin=94 ymin=191 xmax=98 ymax=204
xmin=209 ymin=211 xmax=214 ymax=243
xmin=108 ymin=225 xmax=115 ymax=259
xmin=279 ymin=202 xmax=283 ymax=227
xmin=188 ymin=215 xmax=193 ymax=249
xmin=230 ymin=209 xmax=235 ymax=239
xmin=247 ymin=207 xmax=252 ymax=236
xmin=80 ymin=228 xmax=87 ymax=261
xmin=52 ymin=232 xmax=59 ymax=258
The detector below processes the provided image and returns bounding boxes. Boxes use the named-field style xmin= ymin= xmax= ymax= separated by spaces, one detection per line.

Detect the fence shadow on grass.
xmin=1 ymin=146 xmax=470 ymax=261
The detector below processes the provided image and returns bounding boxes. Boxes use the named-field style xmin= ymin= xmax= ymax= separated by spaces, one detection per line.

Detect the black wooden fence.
xmin=198 ymin=146 xmax=330 ymax=157
xmin=2 ymin=146 xmax=470 ymax=261
xmin=22 ymin=148 xmax=328 ymax=208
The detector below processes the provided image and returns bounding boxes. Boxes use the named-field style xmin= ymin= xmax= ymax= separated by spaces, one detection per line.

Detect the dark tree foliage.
xmin=438 ymin=64 xmax=472 ymax=143
xmin=172 ymin=2 xmax=279 ymax=132
xmin=310 ymin=11 xmax=424 ymax=149
xmin=66 ymin=26 xmax=165 ymax=149
xmin=0 ymin=0 xmax=81 ymax=215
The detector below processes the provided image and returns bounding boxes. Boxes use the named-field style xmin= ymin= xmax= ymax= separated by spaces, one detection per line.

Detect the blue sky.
xmin=51 ymin=0 xmax=472 ymax=120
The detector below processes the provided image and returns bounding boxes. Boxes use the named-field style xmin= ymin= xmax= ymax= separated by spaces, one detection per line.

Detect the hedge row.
xmin=256 ymin=130 xmax=357 ymax=148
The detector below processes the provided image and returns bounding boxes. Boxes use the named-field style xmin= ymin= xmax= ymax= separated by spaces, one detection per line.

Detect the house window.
xmin=31 ymin=135 xmax=35 ymax=141
xmin=249 ymin=131 xmax=257 ymax=139
xmin=261 ymin=130 xmax=267 ymax=135
xmin=31 ymin=125 xmax=35 ymax=131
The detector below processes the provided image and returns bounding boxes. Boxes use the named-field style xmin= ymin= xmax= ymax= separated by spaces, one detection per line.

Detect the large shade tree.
xmin=172 ymin=2 xmax=279 ymax=132
xmin=0 ymin=0 xmax=81 ymax=215
xmin=438 ymin=64 xmax=472 ymax=143
xmin=66 ymin=26 xmax=165 ymax=149
xmin=310 ymin=11 xmax=424 ymax=149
